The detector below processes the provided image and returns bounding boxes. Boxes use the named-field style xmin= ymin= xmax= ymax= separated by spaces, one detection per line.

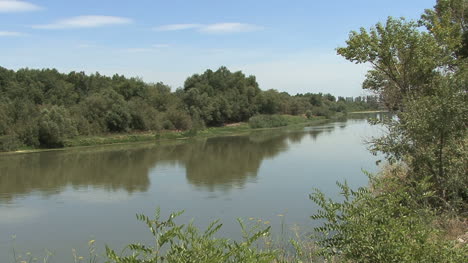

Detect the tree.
xmin=421 ymin=0 xmax=467 ymax=63
xmin=80 ymin=89 xmax=131 ymax=133
xmin=338 ymin=0 xmax=468 ymax=209
xmin=337 ymin=17 xmax=441 ymax=110
xmin=183 ymin=67 xmax=262 ymax=125
xmin=258 ymin=89 xmax=281 ymax=114
xmin=38 ymin=105 xmax=77 ymax=147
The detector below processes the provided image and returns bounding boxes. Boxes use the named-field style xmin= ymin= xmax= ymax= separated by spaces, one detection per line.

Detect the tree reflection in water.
xmin=0 ymin=123 xmax=342 ymax=203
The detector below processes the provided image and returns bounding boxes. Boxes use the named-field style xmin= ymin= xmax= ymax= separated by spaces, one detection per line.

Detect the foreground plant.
xmin=105 ymin=208 xmax=276 ymax=263
xmin=310 ymin=174 xmax=467 ymax=263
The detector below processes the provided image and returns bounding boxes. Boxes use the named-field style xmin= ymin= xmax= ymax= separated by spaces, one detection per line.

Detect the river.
xmin=0 ymin=114 xmax=384 ymax=262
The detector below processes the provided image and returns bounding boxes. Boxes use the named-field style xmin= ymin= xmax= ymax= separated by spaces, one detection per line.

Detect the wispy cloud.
xmin=76 ymin=43 xmax=97 ymax=49
xmin=152 ymin=44 xmax=170 ymax=48
xmin=32 ymin=15 xmax=132 ymax=29
xmin=200 ymin=23 xmax=263 ymax=33
xmin=124 ymin=48 xmax=155 ymax=53
xmin=0 ymin=0 xmax=41 ymax=13
xmin=123 ymin=44 xmax=170 ymax=53
xmin=0 ymin=30 xmax=26 ymax=37
xmin=153 ymin=23 xmax=262 ymax=33
xmin=154 ymin=23 xmax=201 ymax=31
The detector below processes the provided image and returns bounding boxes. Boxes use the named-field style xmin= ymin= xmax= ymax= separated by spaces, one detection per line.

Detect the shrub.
xmin=14 ymin=121 xmax=40 ymax=148
xmin=310 ymin=106 xmax=332 ymax=118
xmin=38 ymin=105 xmax=77 ymax=148
xmin=310 ymin=175 xmax=467 ymax=263
xmin=105 ymin=105 xmax=132 ymax=133
xmin=248 ymin=115 xmax=288 ymax=128
xmin=164 ymin=109 xmax=193 ymax=130
xmin=162 ymin=119 xmax=176 ymax=130
xmin=0 ymin=134 xmax=21 ymax=152
xmin=128 ymin=98 xmax=161 ymax=131
xmin=0 ymin=105 xmax=10 ymax=136
xmin=105 ymin=209 xmax=276 ymax=263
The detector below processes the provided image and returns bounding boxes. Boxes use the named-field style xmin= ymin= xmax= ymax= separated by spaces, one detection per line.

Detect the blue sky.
xmin=1 ymin=0 xmax=436 ymax=96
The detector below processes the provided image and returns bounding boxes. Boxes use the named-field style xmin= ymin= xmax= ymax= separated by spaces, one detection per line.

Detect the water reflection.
xmin=0 ymin=121 xmax=342 ymax=203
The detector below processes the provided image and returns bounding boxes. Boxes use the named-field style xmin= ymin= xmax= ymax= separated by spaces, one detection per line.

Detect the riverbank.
xmin=2 ymin=115 xmax=330 ymax=155
xmin=348 ymin=110 xmax=388 ymax=114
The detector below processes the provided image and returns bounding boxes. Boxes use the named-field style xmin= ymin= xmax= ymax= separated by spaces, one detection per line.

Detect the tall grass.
xmin=248 ymin=115 xmax=308 ymax=129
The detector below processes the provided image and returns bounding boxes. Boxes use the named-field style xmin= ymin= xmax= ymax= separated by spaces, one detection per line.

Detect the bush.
xmin=164 ymin=109 xmax=193 ymax=130
xmin=128 ymin=98 xmax=161 ymax=131
xmin=105 ymin=105 xmax=132 ymax=132
xmin=0 ymin=105 xmax=10 ymax=136
xmin=38 ymin=105 xmax=77 ymax=147
xmin=162 ymin=119 xmax=176 ymax=130
xmin=310 ymin=175 xmax=467 ymax=263
xmin=248 ymin=115 xmax=288 ymax=128
xmin=0 ymin=135 xmax=21 ymax=152
xmin=14 ymin=121 xmax=40 ymax=148
xmin=310 ymin=106 xmax=332 ymax=118
xmin=105 ymin=209 xmax=276 ymax=263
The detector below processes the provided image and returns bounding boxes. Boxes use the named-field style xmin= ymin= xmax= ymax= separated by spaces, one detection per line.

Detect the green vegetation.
xmin=0 ymin=66 xmax=379 ymax=152
xmin=248 ymin=115 xmax=311 ymax=129
xmin=4 ymin=0 xmax=467 ymax=262
xmin=337 ymin=0 xmax=467 ymax=211
xmin=53 ymin=117 xmax=317 ymax=149
xmin=306 ymin=0 xmax=468 ymax=262
xmin=105 ymin=209 xmax=276 ymax=263
xmin=310 ymin=170 xmax=467 ymax=263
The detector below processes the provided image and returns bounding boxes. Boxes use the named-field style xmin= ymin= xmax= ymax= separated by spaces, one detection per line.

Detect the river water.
xmin=0 ymin=114 xmax=384 ymax=262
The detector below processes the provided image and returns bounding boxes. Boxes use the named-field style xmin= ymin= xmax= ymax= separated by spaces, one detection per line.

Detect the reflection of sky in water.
xmin=0 ymin=206 xmax=44 ymax=224
xmin=0 ymin=115 xmax=383 ymax=261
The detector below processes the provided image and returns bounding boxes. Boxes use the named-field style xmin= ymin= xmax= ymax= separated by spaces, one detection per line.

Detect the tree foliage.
xmin=310 ymin=177 xmax=467 ymax=262
xmin=105 ymin=209 xmax=276 ymax=263
xmin=0 ymin=65 xmax=379 ymax=151
xmin=338 ymin=0 xmax=467 ymax=209
xmin=37 ymin=105 xmax=77 ymax=147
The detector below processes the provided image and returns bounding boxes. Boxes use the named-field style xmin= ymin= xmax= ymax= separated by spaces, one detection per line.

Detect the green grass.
xmin=248 ymin=114 xmax=310 ymax=129
xmin=0 ymin=115 xmax=330 ymax=155
xmin=50 ymin=115 xmax=326 ymax=150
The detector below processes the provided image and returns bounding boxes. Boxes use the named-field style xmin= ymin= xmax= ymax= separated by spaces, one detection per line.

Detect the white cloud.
xmin=122 ymin=44 xmax=170 ymax=53
xmin=0 ymin=30 xmax=25 ymax=36
xmin=124 ymin=48 xmax=155 ymax=53
xmin=234 ymin=52 xmax=369 ymax=97
xmin=152 ymin=44 xmax=170 ymax=48
xmin=153 ymin=22 xmax=262 ymax=33
xmin=32 ymin=15 xmax=132 ymax=29
xmin=76 ymin=43 xmax=97 ymax=49
xmin=0 ymin=0 xmax=41 ymax=13
xmin=154 ymin=23 xmax=201 ymax=31
xmin=200 ymin=23 xmax=262 ymax=33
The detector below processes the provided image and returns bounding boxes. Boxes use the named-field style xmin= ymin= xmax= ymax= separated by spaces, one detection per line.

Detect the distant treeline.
xmin=0 ymin=66 xmax=379 ymax=150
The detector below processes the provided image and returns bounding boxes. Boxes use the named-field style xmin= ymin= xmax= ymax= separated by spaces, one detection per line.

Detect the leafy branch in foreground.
xmin=309 ymin=174 xmax=467 ymax=263
xmin=105 ymin=208 xmax=276 ymax=263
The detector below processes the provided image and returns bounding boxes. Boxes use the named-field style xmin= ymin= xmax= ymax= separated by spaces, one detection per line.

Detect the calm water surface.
xmin=0 ymin=114 xmax=383 ymax=261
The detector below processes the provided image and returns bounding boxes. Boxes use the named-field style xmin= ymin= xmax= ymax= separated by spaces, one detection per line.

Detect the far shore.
xmin=2 ymin=116 xmax=332 ymax=156
xmin=349 ymin=110 xmax=388 ymax=114
xmin=1 ymin=111 xmax=382 ymax=156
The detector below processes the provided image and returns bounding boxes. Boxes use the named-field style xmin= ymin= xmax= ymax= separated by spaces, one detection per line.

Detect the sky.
xmin=0 ymin=0 xmax=436 ymax=96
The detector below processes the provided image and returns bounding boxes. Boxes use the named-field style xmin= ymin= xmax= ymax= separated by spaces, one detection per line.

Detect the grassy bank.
xmin=65 ymin=115 xmax=328 ymax=148
xmin=348 ymin=110 xmax=388 ymax=114
xmin=2 ymin=115 xmax=328 ymax=155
